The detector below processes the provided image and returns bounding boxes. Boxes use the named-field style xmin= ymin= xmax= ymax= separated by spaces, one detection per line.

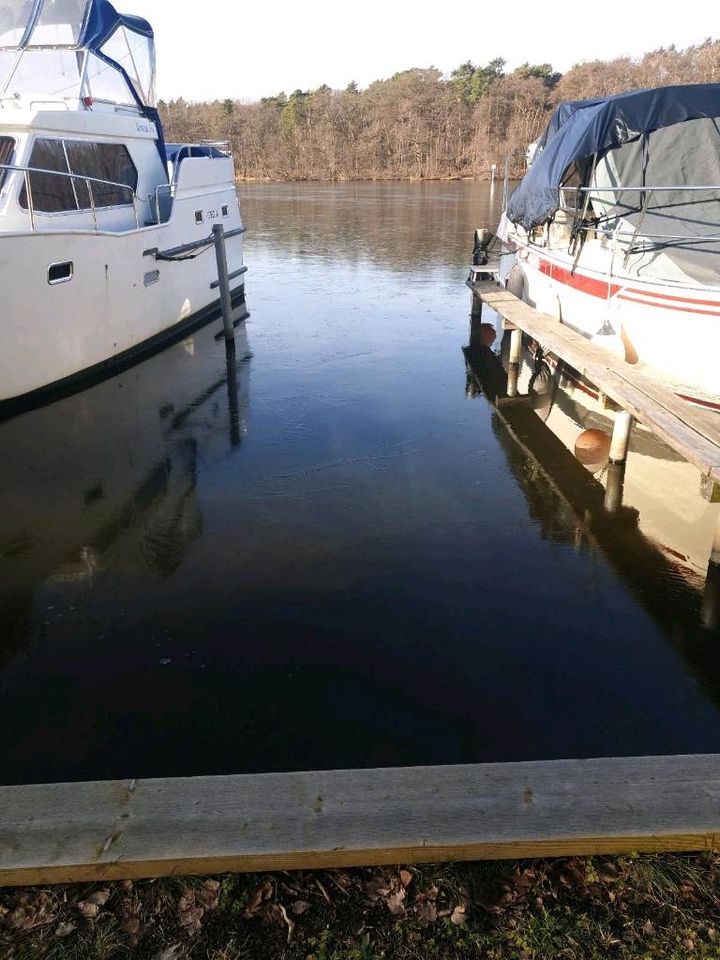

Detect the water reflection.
xmin=0 ymin=320 xmax=252 ymax=666
xmin=464 ymin=313 xmax=720 ymax=694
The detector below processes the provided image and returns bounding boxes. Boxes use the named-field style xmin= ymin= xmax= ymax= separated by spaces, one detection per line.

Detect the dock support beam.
xmin=609 ymin=410 xmax=633 ymax=464
xmin=213 ymin=224 xmax=234 ymax=342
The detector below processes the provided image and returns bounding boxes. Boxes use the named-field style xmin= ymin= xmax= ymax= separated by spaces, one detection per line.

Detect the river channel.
xmin=2 ymin=181 xmax=720 ymax=785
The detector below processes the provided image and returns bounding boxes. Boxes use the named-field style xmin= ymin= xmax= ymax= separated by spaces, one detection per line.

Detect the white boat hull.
xmin=499 ymin=228 xmax=720 ymax=409
xmin=0 ymin=220 xmax=244 ymax=407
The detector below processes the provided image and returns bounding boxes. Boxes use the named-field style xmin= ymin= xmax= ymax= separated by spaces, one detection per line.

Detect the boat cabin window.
xmin=0 ymin=137 xmax=14 ymax=191
xmin=19 ymin=138 xmax=138 ymax=213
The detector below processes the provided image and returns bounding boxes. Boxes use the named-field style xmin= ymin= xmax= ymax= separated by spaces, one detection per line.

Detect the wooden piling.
xmin=213 ymin=223 xmax=234 ymax=342
xmin=610 ymin=410 xmax=633 ymax=464
xmin=509 ymin=328 xmax=523 ymax=364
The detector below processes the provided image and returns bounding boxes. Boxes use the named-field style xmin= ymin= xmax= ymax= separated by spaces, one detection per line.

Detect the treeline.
xmin=158 ymin=41 xmax=720 ymax=181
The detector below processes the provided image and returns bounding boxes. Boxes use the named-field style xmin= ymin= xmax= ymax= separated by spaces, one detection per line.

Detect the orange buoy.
xmin=574 ymin=428 xmax=611 ymax=473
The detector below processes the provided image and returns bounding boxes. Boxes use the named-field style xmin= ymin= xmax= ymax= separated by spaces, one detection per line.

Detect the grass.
xmin=2 ymin=854 xmax=720 ymax=958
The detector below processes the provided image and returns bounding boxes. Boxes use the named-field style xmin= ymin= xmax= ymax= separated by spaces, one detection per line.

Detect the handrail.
xmin=565 ymin=184 xmax=720 ymax=194
xmin=0 ymin=161 xmax=143 ymax=229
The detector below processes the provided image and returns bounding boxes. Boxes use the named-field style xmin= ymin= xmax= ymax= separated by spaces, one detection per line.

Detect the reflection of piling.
xmin=701 ymin=512 xmax=720 ymax=629
xmin=701 ymin=562 xmax=720 ymax=630
xmin=213 ymin=224 xmax=234 ymax=342
xmin=609 ymin=410 xmax=633 ymax=463
xmin=225 ymin=339 xmax=241 ymax=447
xmin=604 ymin=461 xmax=626 ymax=514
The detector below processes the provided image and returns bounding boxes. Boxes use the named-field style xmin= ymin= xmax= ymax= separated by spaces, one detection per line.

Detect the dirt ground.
xmin=2 ymin=854 xmax=720 ymax=959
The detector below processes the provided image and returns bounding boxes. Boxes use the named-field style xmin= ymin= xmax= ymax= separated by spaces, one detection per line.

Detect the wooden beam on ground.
xmin=471 ymin=280 xmax=720 ymax=484
xmin=2 ymin=755 xmax=720 ymax=887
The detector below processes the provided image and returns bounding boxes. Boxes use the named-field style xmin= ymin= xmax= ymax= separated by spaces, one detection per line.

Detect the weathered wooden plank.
xmin=472 ymin=280 xmax=720 ymax=481
xmin=2 ymin=756 xmax=720 ymax=886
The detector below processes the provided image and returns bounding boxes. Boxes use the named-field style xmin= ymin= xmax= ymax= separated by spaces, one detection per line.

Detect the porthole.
xmin=48 ymin=261 xmax=73 ymax=284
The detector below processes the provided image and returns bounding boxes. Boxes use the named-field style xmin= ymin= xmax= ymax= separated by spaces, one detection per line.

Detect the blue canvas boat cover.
xmin=506 ymin=84 xmax=720 ymax=230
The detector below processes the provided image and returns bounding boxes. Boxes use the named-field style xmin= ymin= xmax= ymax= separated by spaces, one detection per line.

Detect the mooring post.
xmin=509 ymin=328 xmax=522 ymax=364
xmin=609 ymin=409 xmax=633 ymax=463
xmin=507 ymin=363 xmax=520 ymax=398
xmin=604 ymin=461 xmax=626 ymax=514
xmin=471 ymin=292 xmax=483 ymax=318
xmin=213 ymin=223 xmax=234 ymax=342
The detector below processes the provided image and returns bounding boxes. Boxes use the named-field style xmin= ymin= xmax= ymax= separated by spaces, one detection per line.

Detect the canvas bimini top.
xmin=507 ymin=84 xmax=720 ymax=231
xmin=0 ymin=0 xmax=156 ymax=110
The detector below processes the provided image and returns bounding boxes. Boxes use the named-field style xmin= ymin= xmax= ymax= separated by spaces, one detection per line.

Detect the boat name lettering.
xmin=136 ymin=123 xmax=150 ymax=133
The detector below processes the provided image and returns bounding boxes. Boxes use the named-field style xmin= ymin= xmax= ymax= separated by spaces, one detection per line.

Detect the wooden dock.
xmin=469 ymin=278 xmax=720 ymax=493
xmin=1 ymin=755 xmax=720 ymax=886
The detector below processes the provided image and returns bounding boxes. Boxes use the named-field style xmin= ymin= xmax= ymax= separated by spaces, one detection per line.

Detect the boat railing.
xmin=0 ymin=162 xmax=144 ymax=231
xmin=556 ymin=184 xmax=720 ymax=248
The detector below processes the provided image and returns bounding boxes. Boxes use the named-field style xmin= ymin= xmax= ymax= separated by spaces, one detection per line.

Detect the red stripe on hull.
xmin=538 ymin=259 xmax=620 ymax=299
xmin=534 ymin=252 xmax=720 ymax=314
xmin=618 ymin=294 xmax=720 ymax=317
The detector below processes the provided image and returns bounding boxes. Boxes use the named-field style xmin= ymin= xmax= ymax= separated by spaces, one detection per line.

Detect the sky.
xmin=142 ymin=0 xmax=717 ymax=103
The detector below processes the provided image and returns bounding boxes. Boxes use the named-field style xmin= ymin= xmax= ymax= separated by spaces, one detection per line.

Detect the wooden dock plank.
xmin=2 ymin=755 xmax=720 ymax=886
xmin=471 ymin=280 xmax=720 ymax=481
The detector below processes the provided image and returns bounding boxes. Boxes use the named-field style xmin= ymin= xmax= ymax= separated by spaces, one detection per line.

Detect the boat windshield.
xmin=0 ymin=0 xmax=155 ymax=108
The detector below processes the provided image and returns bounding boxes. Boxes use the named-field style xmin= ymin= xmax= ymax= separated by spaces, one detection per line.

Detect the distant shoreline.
xmin=235 ymin=175 xmax=497 ymax=184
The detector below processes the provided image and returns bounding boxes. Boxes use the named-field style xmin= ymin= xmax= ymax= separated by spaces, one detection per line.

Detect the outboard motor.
xmin=472 ymin=228 xmax=496 ymax=266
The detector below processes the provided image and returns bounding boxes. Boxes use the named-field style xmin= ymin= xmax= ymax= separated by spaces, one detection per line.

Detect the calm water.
xmin=2 ymin=181 xmax=720 ymax=786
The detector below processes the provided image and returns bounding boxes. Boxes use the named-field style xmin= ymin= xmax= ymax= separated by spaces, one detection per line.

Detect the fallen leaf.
xmin=87 ymin=888 xmax=111 ymax=907
xmin=399 ymin=869 xmax=413 ymax=888
xmin=153 ymin=946 xmax=183 ymax=960
xmin=643 ymin=920 xmax=655 ymax=936
xmin=54 ymin=921 xmax=76 ymax=938
xmin=243 ymin=881 xmax=273 ymax=918
xmin=451 ymin=904 xmax=467 ymax=925
xmin=179 ymin=905 xmax=204 ymax=936
xmin=77 ymin=901 xmax=100 ymax=919
xmin=416 ymin=900 xmax=437 ymax=923
xmin=291 ymin=899 xmax=311 ymax=915
xmin=386 ymin=889 xmax=406 ymax=916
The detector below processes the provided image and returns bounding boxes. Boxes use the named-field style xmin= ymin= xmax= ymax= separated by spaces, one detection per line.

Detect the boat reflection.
xmin=464 ymin=313 xmax=720 ymax=696
xmin=0 ymin=316 xmax=252 ymax=665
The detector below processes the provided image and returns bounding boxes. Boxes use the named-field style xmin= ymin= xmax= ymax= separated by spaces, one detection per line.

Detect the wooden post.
xmin=604 ymin=461 xmax=626 ymax=514
xmin=609 ymin=410 xmax=633 ymax=464
xmin=509 ymin=328 xmax=522 ymax=364
xmin=471 ymin=292 xmax=483 ymax=318
xmin=213 ymin=223 xmax=234 ymax=342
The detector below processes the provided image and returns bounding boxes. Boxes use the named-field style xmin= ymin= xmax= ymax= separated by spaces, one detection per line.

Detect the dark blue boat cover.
xmin=79 ymin=0 xmax=153 ymax=47
xmin=506 ymin=84 xmax=720 ymax=230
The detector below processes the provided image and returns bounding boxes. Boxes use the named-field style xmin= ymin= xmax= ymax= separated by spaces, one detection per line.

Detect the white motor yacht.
xmin=0 ymin=0 xmax=245 ymax=411
xmin=492 ymin=84 xmax=720 ymax=411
